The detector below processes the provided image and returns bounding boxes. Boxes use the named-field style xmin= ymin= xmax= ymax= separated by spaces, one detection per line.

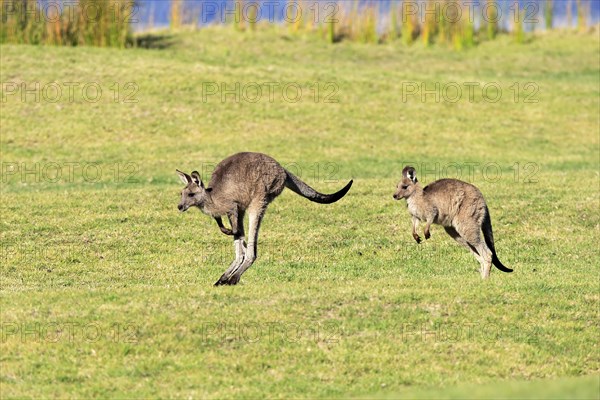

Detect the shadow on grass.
xmin=135 ymin=34 xmax=177 ymax=49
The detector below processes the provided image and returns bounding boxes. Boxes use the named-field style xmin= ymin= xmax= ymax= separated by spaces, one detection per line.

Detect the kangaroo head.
xmin=176 ymin=169 xmax=210 ymax=212
xmin=393 ymin=166 xmax=418 ymax=200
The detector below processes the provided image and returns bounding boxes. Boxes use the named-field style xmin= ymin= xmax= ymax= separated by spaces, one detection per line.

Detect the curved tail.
xmin=482 ymin=206 xmax=513 ymax=273
xmin=284 ymin=170 xmax=353 ymax=204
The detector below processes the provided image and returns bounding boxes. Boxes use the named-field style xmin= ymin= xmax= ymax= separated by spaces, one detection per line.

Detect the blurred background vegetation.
xmin=0 ymin=0 xmax=597 ymax=49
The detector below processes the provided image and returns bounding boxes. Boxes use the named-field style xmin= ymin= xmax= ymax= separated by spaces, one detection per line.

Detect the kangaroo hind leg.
xmin=444 ymin=226 xmax=482 ymax=263
xmin=215 ymin=208 xmax=246 ymax=286
xmin=455 ymin=226 xmax=492 ymax=279
xmin=227 ymin=205 xmax=265 ymax=285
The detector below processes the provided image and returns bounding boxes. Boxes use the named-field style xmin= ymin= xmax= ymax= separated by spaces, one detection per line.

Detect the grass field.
xmin=1 ymin=26 xmax=599 ymax=398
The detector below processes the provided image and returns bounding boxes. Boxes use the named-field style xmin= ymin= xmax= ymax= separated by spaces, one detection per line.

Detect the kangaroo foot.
xmin=413 ymin=233 xmax=422 ymax=244
xmin=214 ymin=273 xmax=231 ymax=286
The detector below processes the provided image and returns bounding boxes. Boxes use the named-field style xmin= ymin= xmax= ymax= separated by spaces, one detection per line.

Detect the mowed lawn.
xmin=1 ymin=27 xmax=598 ymax=398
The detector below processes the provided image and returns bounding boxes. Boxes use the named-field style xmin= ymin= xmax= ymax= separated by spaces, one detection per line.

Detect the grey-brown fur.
xmin=177 ymin=152 xmax=353 ymax=285
xmin=393 ymin=166 xmax=512 ymax=279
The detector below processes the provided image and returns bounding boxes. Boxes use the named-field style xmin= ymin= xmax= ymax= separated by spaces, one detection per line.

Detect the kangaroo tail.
xmin=482 ymin=205 xmax=513 ymax=273
xmin=284 ymin=170 xmax=353 ymax=204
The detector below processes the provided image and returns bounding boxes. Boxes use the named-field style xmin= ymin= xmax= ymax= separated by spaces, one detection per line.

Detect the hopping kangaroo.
xmin=177 ymin=152 xmax=353 ymax=286
xmin=393 ymin=166 xmax=512 ymax=279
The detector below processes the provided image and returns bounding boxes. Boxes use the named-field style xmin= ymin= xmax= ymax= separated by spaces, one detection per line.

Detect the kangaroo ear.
xmin=402 ymin=166 xmax=418 ymax=183
xmin=191 ymin=171 xmax=204 ymax=188
xmin=176 ymin=169 xmax=191 ymax=185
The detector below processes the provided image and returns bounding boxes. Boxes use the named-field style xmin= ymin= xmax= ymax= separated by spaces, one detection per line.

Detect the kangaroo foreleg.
xmin=424 ymin=220 xmax=432 ymax=240
xmin=214 ymin=216 xmax=233 ymax=236
xmin=412 ymin=216 xmax=422 ymax=244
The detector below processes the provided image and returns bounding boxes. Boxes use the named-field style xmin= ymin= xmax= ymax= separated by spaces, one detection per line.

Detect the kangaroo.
xmin=177 ymin=152 xmax=353 ymax=286
xmin=393 ymin=166 xmax=512 ymax=279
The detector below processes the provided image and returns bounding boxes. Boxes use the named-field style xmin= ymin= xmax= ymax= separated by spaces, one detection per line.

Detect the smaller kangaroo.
xmin=177 ymin=152 xmax=353 ymax=286
xmin=393 ymin=166 xmax=512 ymax=279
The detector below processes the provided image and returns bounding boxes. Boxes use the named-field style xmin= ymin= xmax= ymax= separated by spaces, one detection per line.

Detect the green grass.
xmin=1 ymin=27 xmax=599 ymax=398
xmin=374 ymin=375 xmax=599 ymax=399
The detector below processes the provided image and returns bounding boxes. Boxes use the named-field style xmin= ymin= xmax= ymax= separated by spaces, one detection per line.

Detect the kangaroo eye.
xmin=188 ymin=193 xmax=195 ymax=197
xmin=402 ymin=185 xmax=408 ymax=189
